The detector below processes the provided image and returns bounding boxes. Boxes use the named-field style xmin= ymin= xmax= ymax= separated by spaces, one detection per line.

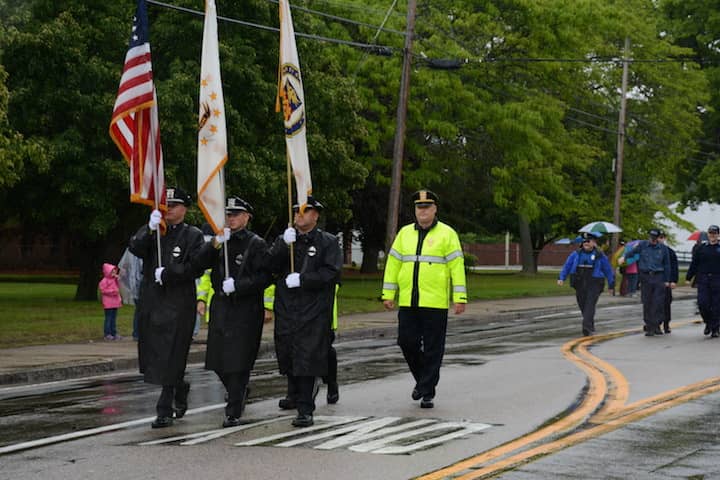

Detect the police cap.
xmin=292 ymin=196 xmax=324 ymax=213
xmin=226 ymin=196 xmax=254 ymax=215
xmin=708 ymin=225 xmax=720 ymax=234
xmin=648 ymin=228 xmax=661 ymax=238
xmin=580 ymin=232 xmax=599 ymax=241
xmin=166 ymin=187 xmax=192 ymax=206
xmin=412 ymin=189 xmax=439 ymax=207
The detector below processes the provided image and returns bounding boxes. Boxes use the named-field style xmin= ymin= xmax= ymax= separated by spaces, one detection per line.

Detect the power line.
xmin=264 ymin=0 xmax=406 ymax=36
xmin=146 ymin=0 xmax=399 ymax=53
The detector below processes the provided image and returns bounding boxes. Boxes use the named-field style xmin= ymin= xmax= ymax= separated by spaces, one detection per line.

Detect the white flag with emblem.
xmin=197 ymin=0 xmax=227 ymax=233
xmin=277 ymin=0 xmax=312 ymax=210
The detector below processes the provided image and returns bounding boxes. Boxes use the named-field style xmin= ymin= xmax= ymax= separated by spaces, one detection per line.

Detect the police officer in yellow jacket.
xmin=382 ymin=190 xmax=467 ymax=408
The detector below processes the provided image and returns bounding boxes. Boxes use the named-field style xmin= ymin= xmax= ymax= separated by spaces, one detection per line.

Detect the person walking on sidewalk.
xmin=99 ymin=263 xmax=122 ymax=340
xmin=657 ymin=231 xmax=678 ymax=334
xmin=557 ymin=232 xmax=615 ymax=336
xmin=196 ymin=197 xmax=271 ymax=428
xmin=685 ymin=224 xmax=720 ymax=338
xmin=382 ymin=190 xmax=467 ymax=409
xmin=129 ymin=187 xmax=205 ymax=428
xmin=621 ymin=228 xmax=671 ymax=336
xmin=267 ymin=196 xmax=343 ymax=428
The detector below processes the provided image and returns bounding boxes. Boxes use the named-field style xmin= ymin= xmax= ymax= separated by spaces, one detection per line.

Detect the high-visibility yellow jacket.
xmin=382 ymin=221 xmax=467 ymax=308
xmin=196 ymin=269 xmax=214 ymax=323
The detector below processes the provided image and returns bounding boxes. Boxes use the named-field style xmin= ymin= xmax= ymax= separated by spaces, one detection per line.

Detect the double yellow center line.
xmin=417 ymin=321 xmax=720 ymax=480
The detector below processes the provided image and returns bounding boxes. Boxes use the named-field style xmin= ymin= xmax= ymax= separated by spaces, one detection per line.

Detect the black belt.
xmin=641 ymin=270 xmax=663 ymax=275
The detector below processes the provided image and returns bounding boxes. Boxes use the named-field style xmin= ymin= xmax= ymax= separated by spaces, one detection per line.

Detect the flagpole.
xmin=151 ymin=118 xmax=162 ymax=269
xmin=220 ymin=170 xmax=230 ymax=280
xmin=286 ymin=151 xmax=295 ymax=273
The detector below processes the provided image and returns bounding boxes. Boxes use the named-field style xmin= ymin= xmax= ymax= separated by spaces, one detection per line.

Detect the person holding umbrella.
xmin=558 ymin=232 xmax=615 ymax=336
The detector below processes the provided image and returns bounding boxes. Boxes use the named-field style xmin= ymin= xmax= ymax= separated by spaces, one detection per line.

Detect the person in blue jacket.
xmin=558 ymin=232 xmax=615 ymax=336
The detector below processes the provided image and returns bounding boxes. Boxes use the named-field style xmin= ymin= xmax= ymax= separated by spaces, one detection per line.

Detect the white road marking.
xmin=234 ymin=416 xmax=367 ymax=446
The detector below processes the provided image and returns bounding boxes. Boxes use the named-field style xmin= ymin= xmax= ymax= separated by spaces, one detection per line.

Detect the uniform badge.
xmin=172 ymin=246 xmax=181 ymax=258
xmin=308 ymin=246 xmax=317 ymax=257
xmin=235 ymin=253 xmax=244 ymax=266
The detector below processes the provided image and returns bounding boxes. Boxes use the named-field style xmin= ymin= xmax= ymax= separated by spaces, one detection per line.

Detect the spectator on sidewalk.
xmin=267 ymin=196 xmax=342 ymax=428
xmin=621 ymin=228 xmax=671 ymax=337
xmin=196 ymin=197 xmax=270 ymax=428
xmin=98 ymin=263 xmax=122 ymax=341
xmin=685 ymin=224 xmax=720 ymax=338
xmin=557 ymin=232 xmax=615 ymax=336
xmin=657 ymin=231 xmax=678 ymax=334
xmin=129 ymin=187 xmax=205 ymax=429
xmin=382 ymin=189 xmax=467 ymax=409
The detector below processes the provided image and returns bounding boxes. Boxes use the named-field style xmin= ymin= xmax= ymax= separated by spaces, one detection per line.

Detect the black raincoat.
xmin=268 ymin=227 xmax=342 ymax=377
xmin=129 ymin=222 xmax=205 ymax=385
xmin=197 ymin=229 xmax=270 ymax=373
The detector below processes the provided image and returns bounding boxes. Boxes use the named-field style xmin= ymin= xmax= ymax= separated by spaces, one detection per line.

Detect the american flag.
xmin=109 ymin=0 xmax=166 ymax=211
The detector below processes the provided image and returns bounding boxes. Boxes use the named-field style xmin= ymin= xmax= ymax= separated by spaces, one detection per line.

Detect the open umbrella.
xmin=579 ymin=221 xmax=622 ymax=234
xmin=688 ymin=230 xmax=708 ymax=242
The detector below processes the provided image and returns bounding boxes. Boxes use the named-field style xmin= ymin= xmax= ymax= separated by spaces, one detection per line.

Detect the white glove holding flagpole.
xmin=154 ymin=267 xmax=164 ymax=285
xmin=283 ymin=227 xmax=296 ymax=245
xmin=215 ymin=227 xmax=231 ymax=244
xmin=222 ymin=277 xmax=235 ymax=294
xmin=148 ymin=209 xmax=162 ymax=231
xmin=285 ymin=272 xmax=301 ymax=288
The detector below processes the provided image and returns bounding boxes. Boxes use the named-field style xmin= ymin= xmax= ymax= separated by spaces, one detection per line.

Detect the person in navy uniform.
xmin=621 ymin=228 xmax=671 ymax=336
xmin=196 ymin=197 xmax=271 ymax=427
xmin=657 ymin=231 xmax=678 ymax=334
xmin=558 ymin=232 xmax=615 ymax=336
xmin=129 ymin=187 xmax=205 ymax=428
xmin=267 ymin=196 xmax=342 ymax=427
xmin=686 ymin=224 xmax=720 ymax=338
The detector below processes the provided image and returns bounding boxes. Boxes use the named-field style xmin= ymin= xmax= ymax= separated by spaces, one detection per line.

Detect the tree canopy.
xmin=0 ymin=0 xmax=716 ymax=293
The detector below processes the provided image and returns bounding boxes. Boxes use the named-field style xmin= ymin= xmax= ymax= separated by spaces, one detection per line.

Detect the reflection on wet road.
xmin=0 ymin=299 xmax=695 ymax=453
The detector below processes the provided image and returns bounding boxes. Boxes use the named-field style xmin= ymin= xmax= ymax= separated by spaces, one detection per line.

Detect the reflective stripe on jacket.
xmin=382 ymin=221 xmax=467 ymax=308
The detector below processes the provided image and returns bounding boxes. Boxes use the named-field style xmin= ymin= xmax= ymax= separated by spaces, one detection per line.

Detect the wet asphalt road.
xmin=1 ymin=298 xmax=718 ymax=479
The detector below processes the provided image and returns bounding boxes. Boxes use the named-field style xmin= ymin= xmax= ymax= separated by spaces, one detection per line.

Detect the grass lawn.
xmin=0 ymin=270 xmax=569 ymax=348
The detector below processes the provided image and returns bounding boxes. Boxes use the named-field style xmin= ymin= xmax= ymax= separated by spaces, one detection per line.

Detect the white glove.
xmin=285 ymin=272 xmax=301 ymax=288
xmin=222 ymin=277 xmax=236 ymax=294
xmin=215 ymin=227 xmax=231 ymax=244
xmin=154 ymin=267 xmax=164 ymax=285
xmin=283 ymin=227 xmax=296 ymax=245
xmin=148 ymin=209 xmax=162 ymax=231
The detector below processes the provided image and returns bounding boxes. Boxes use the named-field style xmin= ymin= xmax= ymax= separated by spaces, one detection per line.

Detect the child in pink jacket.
xmin=99 ymin=263 xmax=122 ymax=340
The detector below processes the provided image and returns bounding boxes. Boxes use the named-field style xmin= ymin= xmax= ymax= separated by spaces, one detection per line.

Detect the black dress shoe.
xmin=664 ymin=327 xmax=671 ymax=334
xmin=645 ymin=331 xmax=655 ymax=337
xmin=327 ymin=382 xmax=339 ymax=404
xmin=653 ymin=328 xmax=664 ymax=335
xmin=420 ymin=397 xmax=434 ymax=409
xmin=292 ymin=414 xmax=314 ymax=427
xmin=582 ymin=329 xmax=590 ymax=336
xmin=712 ymin=330 xmax=719 ymax=338
xmin=174 ymin=381 xmax=190 ymax=419
xmin=278 ymin=397 xmax=296 ymax=410
xmin=222 ymin=416 xmax=243 ymax=428
xmin=704 ymin=325 xmax=711 ymax=335
xmin=411 ymin=388 xmax=422 ymax=401
xmin=151 ymin=416 xmax=174 ymax=428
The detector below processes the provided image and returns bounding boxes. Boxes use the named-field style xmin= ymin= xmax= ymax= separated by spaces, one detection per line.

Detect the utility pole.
xmin=384 ymin=0 xmax=417 ymax=251
xmin=612 ymin=37 xmax=630 ymax=254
